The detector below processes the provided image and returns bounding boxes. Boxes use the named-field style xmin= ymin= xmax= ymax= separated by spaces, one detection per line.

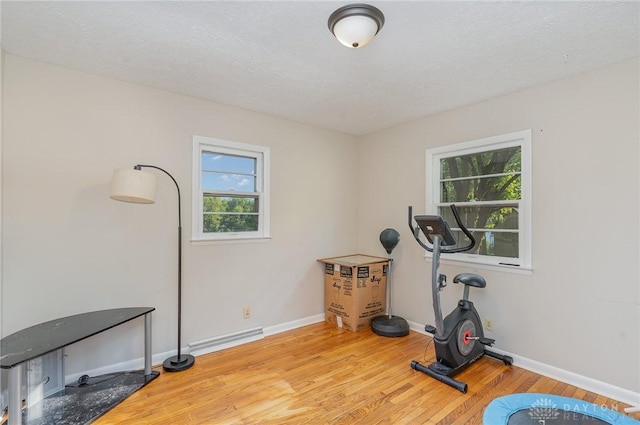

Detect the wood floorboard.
xmin=91 ymin=322 xmax=639 ymax=424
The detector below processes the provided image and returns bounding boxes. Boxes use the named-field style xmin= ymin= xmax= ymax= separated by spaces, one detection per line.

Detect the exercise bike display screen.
xmin=414 ymin=215 xmax=457 ymax=246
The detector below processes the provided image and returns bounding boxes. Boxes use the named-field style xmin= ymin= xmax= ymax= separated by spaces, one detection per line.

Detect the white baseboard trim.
xmin=407 ymin=319 xmax=429 ymax=334
xmin=263 ymin=313 xmax=325 ymax=336
xmin=188 ymin=327 xmax=265 ymax=357
xmin=63 ymin=314 xmax=325 ymax=385
xmin=64 ymin=351 xmax=169 ymax=385
xmin=406 ymin=320 xmax=640 ymax=407
xmin=506 ymin=350 xmax=640 ymax=408
xmin=64 ymin=315 xmax=638 ymax=408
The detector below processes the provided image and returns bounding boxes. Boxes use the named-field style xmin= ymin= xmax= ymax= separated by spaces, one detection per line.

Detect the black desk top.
xmin=1 ymin=307 xmax=155 ymax=368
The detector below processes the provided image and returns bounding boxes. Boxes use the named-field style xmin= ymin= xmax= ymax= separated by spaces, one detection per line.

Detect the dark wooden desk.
xmin=1 ymin=307 xmax=158 ymax=425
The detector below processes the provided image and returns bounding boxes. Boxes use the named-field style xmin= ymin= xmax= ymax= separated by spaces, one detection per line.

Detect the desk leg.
xmin=144 ymin=312 xmax=152 ymax=376
xmin=8 ymin=364 xmax=23 ymax=425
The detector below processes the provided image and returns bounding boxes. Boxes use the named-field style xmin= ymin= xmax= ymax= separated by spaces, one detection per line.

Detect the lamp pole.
xmin=134 ymin=164 xmax=195 ymax=372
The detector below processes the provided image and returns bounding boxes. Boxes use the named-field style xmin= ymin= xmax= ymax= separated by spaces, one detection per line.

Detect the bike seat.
xmin=453 ymin=273 xmax=486 ymax=288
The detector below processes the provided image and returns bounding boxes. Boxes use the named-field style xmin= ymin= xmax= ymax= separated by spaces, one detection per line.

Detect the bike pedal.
xmin=480 ymin=337 xmax=495 ymax=346
xmin=424 ymin=325 xmax=437 ymax=334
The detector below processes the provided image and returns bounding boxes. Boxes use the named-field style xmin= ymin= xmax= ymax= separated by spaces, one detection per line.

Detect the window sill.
xmin=190 ymin=236 xmax=272 ymax=246
xmin=424 ymin=255 xmax=534 ymax=275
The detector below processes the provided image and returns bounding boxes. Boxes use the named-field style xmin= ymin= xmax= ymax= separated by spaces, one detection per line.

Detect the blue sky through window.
xmin=201 ymin=152 xmax=256 ymax=192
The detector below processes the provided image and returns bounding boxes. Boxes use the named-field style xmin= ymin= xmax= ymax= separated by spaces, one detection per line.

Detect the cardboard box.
xmin=318 ymin=254 xmax=389 ymax=332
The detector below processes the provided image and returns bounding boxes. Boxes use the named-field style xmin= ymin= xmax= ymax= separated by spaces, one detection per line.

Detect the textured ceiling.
xmin=2 ymin=1 xmax=639 ymax=136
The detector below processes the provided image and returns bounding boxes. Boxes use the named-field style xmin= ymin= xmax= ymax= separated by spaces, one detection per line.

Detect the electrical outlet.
xmin=243 ymin=307 xmax=251 ymax=319
xmin=485 ymin=318 xmax=494 ymax=332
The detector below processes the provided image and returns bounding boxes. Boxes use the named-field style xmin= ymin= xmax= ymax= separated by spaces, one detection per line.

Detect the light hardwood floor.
xmin=94 ymin=322 xmax=639 ymax=424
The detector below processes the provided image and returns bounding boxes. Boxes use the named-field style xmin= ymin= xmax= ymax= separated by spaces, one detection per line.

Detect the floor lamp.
xmin=110 ymin=164 xmax=195 ymax=372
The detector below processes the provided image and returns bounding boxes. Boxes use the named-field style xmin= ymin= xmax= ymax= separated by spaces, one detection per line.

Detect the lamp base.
xmin=371 ymin=315 xmax=410 ymax=337
xmin=163 ymin=354 xmax=195 ymax=372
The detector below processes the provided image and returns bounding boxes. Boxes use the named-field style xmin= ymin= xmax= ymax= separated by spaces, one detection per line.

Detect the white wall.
xmin=357 ymin=58 xmax=640 ymax=393
xmin=1 ymin=54 xmax=358 ymax=374
xmin=2 ymin=53 xmax=639 ymax=399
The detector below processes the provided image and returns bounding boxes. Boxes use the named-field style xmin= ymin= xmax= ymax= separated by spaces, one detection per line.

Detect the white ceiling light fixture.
xmin=328 ymin=3 xmax=385 ymax=49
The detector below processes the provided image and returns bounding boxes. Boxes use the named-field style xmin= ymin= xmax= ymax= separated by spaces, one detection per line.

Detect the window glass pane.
xmin=440 ymin=175 xmax=521 ymax=203
xmin=446 ymin=230 xmax=519 ymax=258
xmin=202 ymin=172 xmax=256 ymax=192
xmin=202 ymin=152 xmax=256 ymax=174
xmin=194 ymin=136 xmax=270 ymax=241
xmin=203 ymin=195 xmax=258 ymax=213
xmin=438 ymin=205 xmax=519 ymax=258
xmin=439 ymin=205 xmax=519 ymax=231
xmin=427 ymin=130 xmax=530 ymax=266
xmin=203 ymin=214 xmax=259 ymax=233
xmin=440 ymin=146 xmax=521 ymax=179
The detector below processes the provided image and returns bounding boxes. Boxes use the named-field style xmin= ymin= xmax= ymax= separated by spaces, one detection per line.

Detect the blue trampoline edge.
xmin=483 ymin=393 xmax=640 ymax=425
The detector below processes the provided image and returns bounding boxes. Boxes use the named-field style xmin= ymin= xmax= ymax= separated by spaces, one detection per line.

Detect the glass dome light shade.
xmin=328 ymin=4 xmax=385 ymax=49
xmin=333 ymin=15 xmax=380 ymax=48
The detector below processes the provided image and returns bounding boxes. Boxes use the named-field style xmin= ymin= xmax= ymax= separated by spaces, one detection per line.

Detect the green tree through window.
xmin=192 ymin=135 xmax=270 ymax=241
xmin=427 ymin=130 xmax=531 ymax=267
xmin=439 ymin=146 xmax=521 ymax=257
xmin=203 ymin=195 xmax=258 ymax=233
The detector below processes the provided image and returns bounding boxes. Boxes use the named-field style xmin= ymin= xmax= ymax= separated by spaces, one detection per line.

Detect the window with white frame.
xmin=192 ymin=135 xmax=270 ymax=241
xmin=426 ymin=130 xmax=532 ymax=268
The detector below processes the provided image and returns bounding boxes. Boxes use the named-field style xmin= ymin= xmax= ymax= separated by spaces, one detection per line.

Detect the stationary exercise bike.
xmin=408 ymin=205 xmax=513 ymax=393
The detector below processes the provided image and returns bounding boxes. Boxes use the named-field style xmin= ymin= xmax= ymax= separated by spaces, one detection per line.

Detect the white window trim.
xmin=191 ymin=135 xmax=270 ymax=243
xmin=426 ymin=129 xmax=532 ymax=272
